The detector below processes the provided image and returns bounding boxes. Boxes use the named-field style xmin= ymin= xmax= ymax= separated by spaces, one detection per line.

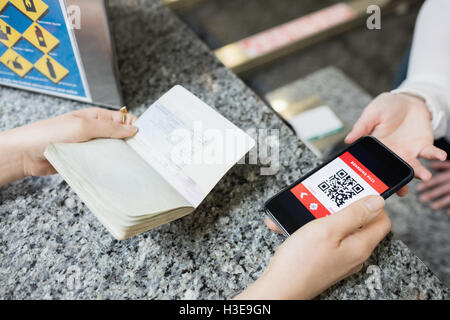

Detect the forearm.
xmin=234 ymin=274 xmax=289 ymax=300
xmin=0 ymin=130 xmax=26 ymax=187
xmin=0 ymin=108 xmax=139 ymax=188
xmin=234 ymin=272 xmax=311 ymax=300
xmin=392 ymin=0 xmax=450 ymax=138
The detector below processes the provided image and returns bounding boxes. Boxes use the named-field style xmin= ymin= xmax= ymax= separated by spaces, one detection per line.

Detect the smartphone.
xmin=265 ymin=136 xmax=414 ymax=236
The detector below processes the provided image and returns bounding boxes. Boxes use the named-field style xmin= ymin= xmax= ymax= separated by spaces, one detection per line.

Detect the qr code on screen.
xmin=318 ymin=169 xmax=364 ymax=207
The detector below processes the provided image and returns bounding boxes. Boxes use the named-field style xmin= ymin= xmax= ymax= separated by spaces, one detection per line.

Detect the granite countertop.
xmin=0 ymin=0 xmax=448 ymax=299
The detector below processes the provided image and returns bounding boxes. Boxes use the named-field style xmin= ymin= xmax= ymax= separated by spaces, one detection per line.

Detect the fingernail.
xmin=364 ymin=196 xmax=385 ymax=212
xmin=123 ymin=125 xmax=138 ymax=133
xmin=123 ymin=124 xmax=137 ymax=130
xmin=422 ymin=172 xmax=432 ymax=181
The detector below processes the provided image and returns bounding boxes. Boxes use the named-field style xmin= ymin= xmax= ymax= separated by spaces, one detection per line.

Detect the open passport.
xmin=44 ymin=86 xmax=255 ymax=239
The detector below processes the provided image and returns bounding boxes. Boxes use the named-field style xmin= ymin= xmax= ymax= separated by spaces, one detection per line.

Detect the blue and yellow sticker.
xmin=0 ymin=0 xmax=90 ymax=101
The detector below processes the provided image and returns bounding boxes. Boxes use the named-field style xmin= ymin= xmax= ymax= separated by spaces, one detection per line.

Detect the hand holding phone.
xmin=345 ymin=93 xmax=446 ymax=181
xmin=265 ymin=136 xmax=413 ymax=236
xmin=237 ymin=195 xmax=391 ymax=300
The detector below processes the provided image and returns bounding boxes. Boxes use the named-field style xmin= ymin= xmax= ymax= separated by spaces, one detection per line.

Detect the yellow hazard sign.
xmin=0 ymin=0 xmax=8 ymax=11
xmin=0 ymin=49 xmax=33 ymax=77
xmin=34 ymin=54 xmax=68 ymax=83
xmin=10 ymin=0 xmax=48 ymax=21
xmin=23 ymin=22 xmax=59 ymax=54
xmin=0 ymin=19 xmax=21 ymax=48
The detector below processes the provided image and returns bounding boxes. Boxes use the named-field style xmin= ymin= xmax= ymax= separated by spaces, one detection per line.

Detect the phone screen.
xmin=291 ymin=150 xmax=388 ymax=218
xmin=265 ymin=136 xmax=413 ymax=235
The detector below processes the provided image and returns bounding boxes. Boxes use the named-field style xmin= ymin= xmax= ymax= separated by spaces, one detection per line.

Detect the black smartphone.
xmin=265 ymin=136 xmax=414 ymax=236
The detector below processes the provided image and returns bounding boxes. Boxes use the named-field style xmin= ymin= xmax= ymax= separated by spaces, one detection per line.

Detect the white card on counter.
xmin=289 ymin=105 xmax=343 ymax=141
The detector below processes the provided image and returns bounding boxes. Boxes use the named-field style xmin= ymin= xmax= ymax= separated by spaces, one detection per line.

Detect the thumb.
xmin=81 ymin=117 xmax=138 ymax=140
xmin=328 ymin=195 xmax=385 ymax=239
xmin=345 ymin=112 xmax=377 ymax=144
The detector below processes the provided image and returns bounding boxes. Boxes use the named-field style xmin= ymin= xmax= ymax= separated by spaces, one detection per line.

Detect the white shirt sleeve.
xmin=391 ymin=0 xmax=450 ymax=139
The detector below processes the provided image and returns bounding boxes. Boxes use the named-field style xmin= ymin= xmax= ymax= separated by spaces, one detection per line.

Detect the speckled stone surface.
xmin=0 ymin=0 xmax=448 ymax=299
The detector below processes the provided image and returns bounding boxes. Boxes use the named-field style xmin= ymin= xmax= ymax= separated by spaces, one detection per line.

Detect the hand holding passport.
xmin=44 ymin=86 xmax=255 ymax=239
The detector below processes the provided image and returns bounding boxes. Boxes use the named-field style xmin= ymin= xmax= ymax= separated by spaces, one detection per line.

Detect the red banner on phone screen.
xmin=291 ymin=183 xmax=330 ymax=218
xmin=339 ymin=152 xmax=388 ymax=194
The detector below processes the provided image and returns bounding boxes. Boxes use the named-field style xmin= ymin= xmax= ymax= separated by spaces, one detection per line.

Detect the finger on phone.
xmin=400 ymin=156 xmax=427 ymax=181
xmin=344 ymin=110 xmax=377 ymax=144
xmin=342 ymin=210 xmax=391 ymax=254
xmin=264 ymin=217 xmax=283 ymax=234
xmin=345 ymin=121 xmax=372 ymax=144
xmin=414 ymin=163 xmax=432 ymax=181
xmin=330 ymin=196 xmax=385 ymax=239
xmin=396 ymin=185 xmax=408 ymax=197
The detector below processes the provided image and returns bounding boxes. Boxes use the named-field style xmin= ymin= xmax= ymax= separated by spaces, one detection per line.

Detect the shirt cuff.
xmin=391 ymin=81 xmax=448 ymax=139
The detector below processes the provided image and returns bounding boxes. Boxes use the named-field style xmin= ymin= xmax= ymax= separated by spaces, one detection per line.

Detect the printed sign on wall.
xmin=0 ymin=0 xmax=91 ymax=101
